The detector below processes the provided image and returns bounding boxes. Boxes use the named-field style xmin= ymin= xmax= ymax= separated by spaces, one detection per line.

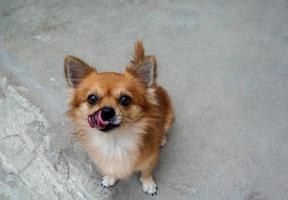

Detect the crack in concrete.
xmin=53 ymin=149 xmax=70 ymax=181
xmin=18 ymin=143 xmax=42 ymax=175
xmin=0 ymin=134 xmax=22 ymax=141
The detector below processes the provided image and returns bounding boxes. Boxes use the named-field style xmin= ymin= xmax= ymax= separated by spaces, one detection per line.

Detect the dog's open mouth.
xmin=88 ymin=110 xmax=120 ymax=132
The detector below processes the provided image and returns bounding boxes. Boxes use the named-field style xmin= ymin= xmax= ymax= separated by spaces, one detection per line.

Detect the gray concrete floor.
xmin=1 ymin=0 xmax=288 ymax=199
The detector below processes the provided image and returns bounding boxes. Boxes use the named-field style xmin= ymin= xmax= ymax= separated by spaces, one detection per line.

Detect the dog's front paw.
xmin=141 ymin=178 xmax=157 ymax=196
xmin=101 ymin=176 xmax=117 ymax=188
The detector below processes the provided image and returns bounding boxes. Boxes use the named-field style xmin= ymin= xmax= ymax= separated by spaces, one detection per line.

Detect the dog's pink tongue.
xmin=96 ymin=110 xmax=110 ymax=129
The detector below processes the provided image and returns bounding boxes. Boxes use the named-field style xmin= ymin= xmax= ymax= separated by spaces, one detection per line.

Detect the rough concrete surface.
xmin=1 ymin=0 xmax=288 ymax=199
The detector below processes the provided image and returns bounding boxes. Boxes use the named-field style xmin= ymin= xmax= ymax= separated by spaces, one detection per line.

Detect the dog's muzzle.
xmin=88 ymin=107 xmax=121 ymax=132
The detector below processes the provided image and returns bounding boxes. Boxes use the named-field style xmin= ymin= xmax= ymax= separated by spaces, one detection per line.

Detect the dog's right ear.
xmin=64 ymin=55 xmax=93 ymax=88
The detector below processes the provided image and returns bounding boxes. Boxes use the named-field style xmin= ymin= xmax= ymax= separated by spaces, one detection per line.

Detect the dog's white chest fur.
xmin=85 ymin=124 xmax=145 ymax=178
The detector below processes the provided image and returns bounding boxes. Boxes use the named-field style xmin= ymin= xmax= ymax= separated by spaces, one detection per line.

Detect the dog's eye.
xmin=119 ymin=95 xmax=131 ymax=107
xmin=87 ymin=94 xmax=99 ymax=105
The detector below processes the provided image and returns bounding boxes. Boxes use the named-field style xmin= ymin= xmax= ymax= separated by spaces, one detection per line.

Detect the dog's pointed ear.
xmin=64 ymin=55 xmax=94 ymax=88
xmin=126 ymin=41 xmax=157 ymax=87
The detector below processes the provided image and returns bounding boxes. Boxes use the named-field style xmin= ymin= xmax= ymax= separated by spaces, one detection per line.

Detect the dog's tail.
xmin=128 ymin=41 xmax=158 ymax=86
xmin=133 ymin=40 xmax=145 ymax=64
xmin=132 ymin=40 xmax=157 ymax=71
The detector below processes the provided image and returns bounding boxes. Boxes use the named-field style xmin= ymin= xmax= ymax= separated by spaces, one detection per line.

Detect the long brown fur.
xmin=64 ymin=41 xmax=174 ymax=195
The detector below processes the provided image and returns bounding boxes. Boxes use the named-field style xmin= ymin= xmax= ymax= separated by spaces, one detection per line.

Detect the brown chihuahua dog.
xmin=64 ymin=41 xmax=174 ymax=195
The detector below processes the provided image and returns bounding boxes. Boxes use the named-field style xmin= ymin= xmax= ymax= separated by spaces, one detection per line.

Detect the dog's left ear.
xmin=126 ymin=41 xmax=157 ymax=87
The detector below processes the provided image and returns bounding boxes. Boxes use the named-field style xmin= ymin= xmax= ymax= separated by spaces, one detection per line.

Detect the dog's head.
xmin=64 ymin=41 xmax=158 ymax=132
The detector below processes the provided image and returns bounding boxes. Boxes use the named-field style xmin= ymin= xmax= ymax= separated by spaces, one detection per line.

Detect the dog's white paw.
xmin=160 ymin=136 xmax=166 ymax=147
xmin=101 ymin=176 xmax=117 ymax=188
xmin=141 ymin=178 xmax=157 ymax=196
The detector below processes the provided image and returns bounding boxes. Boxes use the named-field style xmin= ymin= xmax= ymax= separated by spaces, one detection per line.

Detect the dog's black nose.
xmin=101 ymin=107 xmax=116 ymax=121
